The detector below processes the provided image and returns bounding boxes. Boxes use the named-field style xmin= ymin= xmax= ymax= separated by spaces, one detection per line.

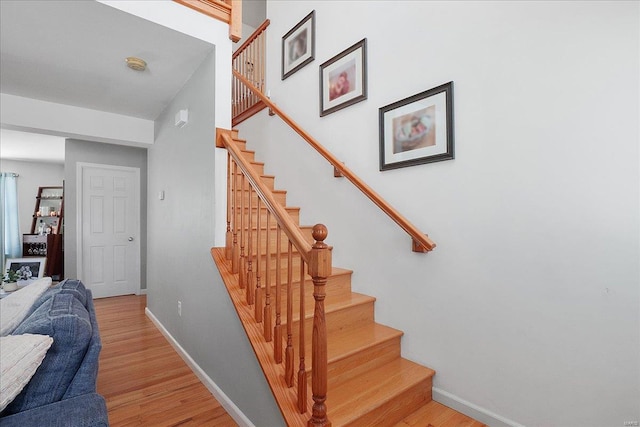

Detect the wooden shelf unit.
xmin=24 ymin=186 xmax=64 ymax=280
xmin=30 ymin=186 xmax=64 ymax=235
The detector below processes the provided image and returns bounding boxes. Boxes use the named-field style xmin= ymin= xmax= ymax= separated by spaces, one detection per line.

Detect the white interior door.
xmin=79 ymin=163 xmax=140 ymax=298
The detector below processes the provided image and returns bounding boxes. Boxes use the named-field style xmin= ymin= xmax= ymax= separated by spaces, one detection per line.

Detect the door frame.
xmin=76 ymin=162 xmax=141 ymax=295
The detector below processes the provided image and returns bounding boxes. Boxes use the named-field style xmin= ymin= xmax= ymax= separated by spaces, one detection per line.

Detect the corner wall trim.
xmin=145 ymin=307 xmax=255 ymax=427
xmin=432 ymin=387 xmax=525 ymax=427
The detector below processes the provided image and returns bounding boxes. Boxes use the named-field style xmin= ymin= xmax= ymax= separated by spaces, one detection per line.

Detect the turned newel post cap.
xmin=312 ymin=224 xmax=328 ymax=246
xmin=311 ymin=224 xmax=331 ymax=278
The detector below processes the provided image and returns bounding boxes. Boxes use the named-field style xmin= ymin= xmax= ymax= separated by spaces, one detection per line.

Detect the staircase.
xmin=212 ymin=131 xmax=441 ymax=426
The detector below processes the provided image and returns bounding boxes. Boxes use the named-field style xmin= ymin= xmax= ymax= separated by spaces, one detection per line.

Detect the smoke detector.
xmin=125 ymin=57 xmax=147 ymax=71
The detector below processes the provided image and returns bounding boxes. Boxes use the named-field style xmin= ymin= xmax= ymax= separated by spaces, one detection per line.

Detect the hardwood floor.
xmin=94 ymin=294 xmax=484 ymax=427
xmin=94 ymin=295 xmax=238 ymax=427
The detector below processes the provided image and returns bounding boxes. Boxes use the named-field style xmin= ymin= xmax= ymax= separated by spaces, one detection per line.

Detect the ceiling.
xmin=0 ymin=129 xmax=66 ymax=164
xmin=0 ymin=0 xmax=215 ymax=163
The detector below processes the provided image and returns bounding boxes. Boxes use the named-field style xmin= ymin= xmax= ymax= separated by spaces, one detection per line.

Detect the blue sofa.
xmin=0 ymin=280 xmax=109 ymax=426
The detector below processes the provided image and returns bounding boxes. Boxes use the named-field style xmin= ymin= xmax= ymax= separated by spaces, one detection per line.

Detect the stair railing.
xmin=218 ymin=129 xmax=331 ymax=427
xmin=232 ymin=69 xmax=437 ymax=252
xmin=232 ymin=19 xmax=270 ymax=126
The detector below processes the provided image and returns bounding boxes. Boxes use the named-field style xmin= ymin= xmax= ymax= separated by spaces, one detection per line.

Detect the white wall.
xmin=0 ymin=159 xmax=64 ymax=238
xmin=237 ymin=1 xmax=640 ymax=426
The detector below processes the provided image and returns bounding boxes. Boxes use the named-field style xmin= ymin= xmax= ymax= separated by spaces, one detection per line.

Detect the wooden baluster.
xmin=285 ymin=240 xmax=294 ymax=387
xmin=225 ymin=152 xmax=232 ymax=259
xmin=259 ymin=31 xmax=265 ymax=93
xmin=238 ymin=173 xmax=247 ymax=289
xmin=243 ymin=49 xmax=248 ymax=112
xmin=240 ymin=50 xmax=244 ymax=114
xmin=264 ymin=210 xmax=272 ymax=341
xmin=297 ymin=260 xmax=307 ymax=414
xmin=232 ymin=57 xmax=236 ymax=116
xmin=256 ymin=32 xmax=261 ymax=94
xmin=249 ymin=43 xmax=256 ymax=108
xmin=231 ymin=161 xmax=239 ymax=274
xmin=247 ymin=43 xmax=252 ymax=107
xmin=238 ymin=51 xmax=243 ymax=114
xmin=251 ymin=41 xmax=256 ymax=104
xmin=307 ymin=224 xmax=331 ymax=427
xmin=255 ymin=198 xmax=263 ymax=322
xmin=274 ymin=224 xmax=282 ymax=364
xmin=236 ymin=57 xmax=240 ymax=115
xmin=246 ymin=186 xmax=255 ymax=305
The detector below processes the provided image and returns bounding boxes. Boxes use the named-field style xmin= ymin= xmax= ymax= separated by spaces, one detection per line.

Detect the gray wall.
xmin=0 ymin=159 xmax=64 ymax=239
xmin=64 ymin=139 xmax=147 ymax=288
xmin=146 ymin=49 xmax=283 ymax=426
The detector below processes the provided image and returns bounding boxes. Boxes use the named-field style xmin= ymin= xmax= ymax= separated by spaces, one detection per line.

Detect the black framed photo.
xmin=282 ymin=11 xmax=315 ymax=80
xmin=379 ymin=82 xmax=454 ymax=171
xmin=320 ymin=38 xmax=367 ymax=117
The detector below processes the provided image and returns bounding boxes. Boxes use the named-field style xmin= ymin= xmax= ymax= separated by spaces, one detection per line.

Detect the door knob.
xmin=128 ymin=237 xmax=134 ymax=242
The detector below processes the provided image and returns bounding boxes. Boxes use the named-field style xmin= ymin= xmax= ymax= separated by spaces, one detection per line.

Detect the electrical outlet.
xmin=177 ymin=301 xmax=182 ymax=317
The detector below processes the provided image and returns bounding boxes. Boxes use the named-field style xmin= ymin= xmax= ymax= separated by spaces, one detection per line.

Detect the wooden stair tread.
xmin=294 ymin=321 xmax=403 ymax=379
xmin=328 ymin=357 xmax=435 ymax=426
xmin=233 ymin=163 xmax=264 ymax=172
xmin=323 ymin=322 xmax=403 ymax=365
xmin=259 ymin=265 xmax=351 ymax=282
xmin=288 ymin=291 xmax=374 ymax=323
xmin=392 ymin=401 xmax=487 ymax=427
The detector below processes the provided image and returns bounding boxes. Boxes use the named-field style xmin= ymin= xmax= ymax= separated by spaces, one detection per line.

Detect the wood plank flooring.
xmin=94 ymin=295 xmax=238 ymax=427
xmin=94 ymin=294 xmax=485 ymax=427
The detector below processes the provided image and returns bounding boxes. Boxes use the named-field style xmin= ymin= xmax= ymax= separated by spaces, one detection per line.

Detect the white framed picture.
xmin=5 ymin=257 xmax=47 ymax=282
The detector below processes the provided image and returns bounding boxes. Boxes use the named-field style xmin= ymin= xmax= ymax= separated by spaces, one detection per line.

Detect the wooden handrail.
xmin=232 ymin=69 xmax=437 ymax=252
xmin=233 ymin=19 xmax=270 ymax=60
xmin=219 ymin=131 xmax=313 ymax=263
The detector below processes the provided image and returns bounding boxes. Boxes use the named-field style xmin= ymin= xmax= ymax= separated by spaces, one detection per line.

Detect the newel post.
xmin=308 ymin=224 xmax=332 ymax=427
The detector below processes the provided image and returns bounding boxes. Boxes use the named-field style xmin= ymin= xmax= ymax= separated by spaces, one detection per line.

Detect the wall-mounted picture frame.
xmin=379 ymin=82 xmax=454 ymax=171
xmin=320 ymin=38 xmax=367 ymax=117
xmin=5 ymin=257 xmax=46 ymax=282
xmin=282 ymin=10 xmax=315 ymax=80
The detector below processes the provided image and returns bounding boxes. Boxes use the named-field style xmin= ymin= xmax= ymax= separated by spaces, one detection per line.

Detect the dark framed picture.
xmin=320 ymin=38 xmax=367 ymax=117
xmin=282 ymin=11 xmax=315 ymax=80
xmin=5 ymin=257 xmax=46 ymax=282
xmin=379 ymin=82 xmax=454 ymax=171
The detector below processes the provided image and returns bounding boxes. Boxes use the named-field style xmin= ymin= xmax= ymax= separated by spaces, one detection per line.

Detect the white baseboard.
xmin=433 ymin=387 xmax=525 ymax=427
xmin=145 ymin=308 xmax=255 ymax=427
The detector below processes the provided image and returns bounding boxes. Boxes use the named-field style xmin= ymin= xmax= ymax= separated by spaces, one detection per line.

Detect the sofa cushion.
xmin=56 ymin=280 xmax=88 ymax=307
xmin=28 ymin=279 xmax=88 ymax=318
xmin=0 ymin=278 xmax=52 ymax=336
xmin=0 ymin=334 xmax=53 ymax=412
xmin=4 ymin=293 xmax=92 ymax=415
xmin=0 ymin=393 xmax=109 ymax=427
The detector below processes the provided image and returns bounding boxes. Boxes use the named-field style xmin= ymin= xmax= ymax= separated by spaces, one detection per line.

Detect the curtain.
xmin=0 ymin=173 xmax=21 ymax=273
